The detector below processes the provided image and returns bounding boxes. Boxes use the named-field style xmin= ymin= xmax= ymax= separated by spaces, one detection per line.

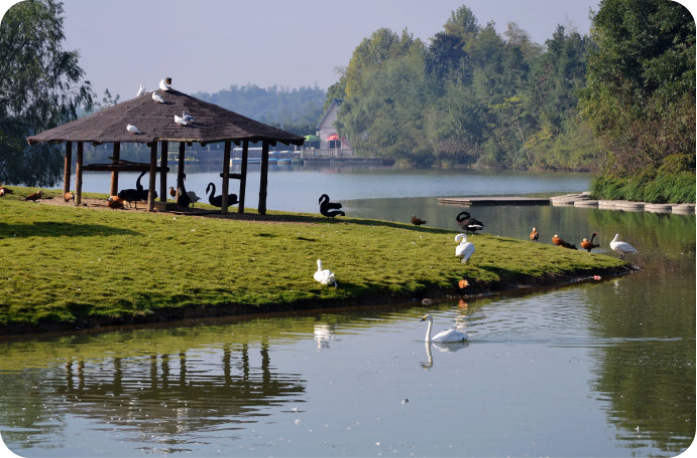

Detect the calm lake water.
xmin=3 ymin=166 xmax=695 ymax=457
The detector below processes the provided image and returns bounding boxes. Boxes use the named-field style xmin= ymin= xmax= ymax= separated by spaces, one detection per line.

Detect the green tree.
xmin=581 ymin=0 xmax=695 ymax=176
xmin=0 ymin=0 xmax=93 ymax=186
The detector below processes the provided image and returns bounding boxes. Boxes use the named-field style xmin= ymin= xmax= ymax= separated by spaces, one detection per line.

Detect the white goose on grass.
xmin=455 ymin=233 xmax=475 ymax=264
xmin=610 ymin=233 xmax=637 ymax=259
xmin=421 ymin=314 xmax=468 ymax=343
xmin=313 ymin=259 xmax=337 ymax=288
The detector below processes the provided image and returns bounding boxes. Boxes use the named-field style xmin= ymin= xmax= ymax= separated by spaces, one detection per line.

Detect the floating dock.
xmin=438 ymin=192 xmax=695 ymax=214
xmin=438 ymin=196 xmax=551 ymax=206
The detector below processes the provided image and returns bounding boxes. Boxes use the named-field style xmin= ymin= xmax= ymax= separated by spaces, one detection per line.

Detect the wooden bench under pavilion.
xmin=26 ymin=78 xmax=304 ymax=214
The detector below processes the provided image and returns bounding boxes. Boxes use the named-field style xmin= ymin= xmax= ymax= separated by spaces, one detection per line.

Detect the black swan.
xmin=118 ymin=171 xmax=156 ymax=208
xmin=456 ymin=211 xmax=484 ymax=234
xmin=581 ymin=233 xmax=600 ymax=252
xmin=206 ymin=182 xmax=238 ymax=208
xmin=319 ymin=194 xmax=345 ymax=218
xmin=553 ymin=234 xmax=577 ymax=250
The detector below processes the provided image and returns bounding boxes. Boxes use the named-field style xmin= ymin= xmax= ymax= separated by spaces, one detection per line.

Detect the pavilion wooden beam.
xmin=160 ymin=141 xmax=168 ymax=201
xmin=110 ymin=142 xmax=120 ymax=196
xmin=258 ymin=141 xmax=269 ymax=215
xmin=221 ymin=140 xmax=231 ymax=214
xmin=148 ymin=143 xmax=157 ymax=211
xmin=63 ymin=141 xmax=72 ymax=196
xmin=75 ymin=142 xmax=83 ymax=205
xmin=239 ymin=140 xmax=249 ymax=213
xmin=177 ymin=142 xmax=186 ymax=200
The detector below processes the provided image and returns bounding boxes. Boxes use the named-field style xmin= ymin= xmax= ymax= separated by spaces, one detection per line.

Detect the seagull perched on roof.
xmin=136 ymin=83 xmax=145 ymax=97
xmin=152 ymin=91 xmax=165 ymax=103
xmin=182 ymin=111 xmax=194 ymax=123
xmin=159 ymin=78 xmax=171 ymax=91
xmin=174 ymin=114 xmax=188 ymax=126
xmin=126 ymin=124 xmax=142 ymax=134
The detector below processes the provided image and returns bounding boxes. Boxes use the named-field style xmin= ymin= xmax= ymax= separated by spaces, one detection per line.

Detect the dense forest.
xmin=326 ymin=6 xmax=598 ymax=171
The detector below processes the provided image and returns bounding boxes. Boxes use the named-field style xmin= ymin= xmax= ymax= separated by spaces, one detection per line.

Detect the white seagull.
xmin=152 ymin=91 xmax=165 ymax=103
xmin=454 ymin=233 xmax=475 ymax=264
xmin=136 ymin=83 xmax=145 ymax=97
xmin=174 ymin=114 xmax=188 ymax=126
xmin=126 ymin=124 xmax=141 ymax=134
xmin=313 ymin=259 xmax=337 ymax=287
xmin=609 ymin=234 xmax=637 ymax=260
xmin=159 ymin=78 xmax=171 ymax=91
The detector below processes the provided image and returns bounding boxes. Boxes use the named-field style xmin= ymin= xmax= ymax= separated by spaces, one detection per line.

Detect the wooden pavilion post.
xmin=258 ymin=141 xmax=269 ymax=215
xmin=221 ymin=140 xmax=231 ymax=214
xmin=75 ymin=142 xmax=83 ymax=205
xmin=148 ymin=142 xmax=157 ymax=211
xmin=160 ymin=141 xmax=168 ymax=201
xmin=177 ymin=142 xmax=186 ymax=199
xmin=110 ymin=142 xmax=120 ymax=196
xmin=238 ymin=140 xmax=248 ymax=213
xmin=63 ymin=141 xmax=72 ymax=196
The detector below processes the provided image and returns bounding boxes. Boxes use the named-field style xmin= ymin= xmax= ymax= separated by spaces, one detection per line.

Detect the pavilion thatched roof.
xmin=26 ymin=87 xmax=305 ymax=147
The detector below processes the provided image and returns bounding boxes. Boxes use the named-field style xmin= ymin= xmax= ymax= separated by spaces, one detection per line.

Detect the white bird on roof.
xmin=174 ymin=114 xmax=188 ymax=126
xmin=136 ymin=83 xmax=145 ymax=97
xmin=159 ymin=79 xmax=171 ymax=91
xmin=126 ymin=124 xmax=141 ymax=134
xmin=152 ymin=91 xmax=165 ymax=103
xmin=182 ymin=111 xmax=194 ymax=123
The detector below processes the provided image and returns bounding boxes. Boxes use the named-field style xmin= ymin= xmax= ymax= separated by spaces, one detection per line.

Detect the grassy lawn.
xmin=0 ymin=187 xmax=629 ymax=331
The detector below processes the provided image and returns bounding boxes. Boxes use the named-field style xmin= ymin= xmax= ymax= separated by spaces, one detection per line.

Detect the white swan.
xmin=455 ymin=233 xmax=475 ymax=264
xmin=313 ymin=259 xmax=337 ymax=287
xmin=152 ymin=91 xmax=165 ymax=103
xmin=610 ymin=233 xmax=637 ymax=259
xmin=421 ymin=314 xmax=468 ymax=343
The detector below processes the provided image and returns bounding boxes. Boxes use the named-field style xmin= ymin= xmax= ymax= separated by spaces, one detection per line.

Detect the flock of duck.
xmin=316 ymin=199 xmax=638 ymax=344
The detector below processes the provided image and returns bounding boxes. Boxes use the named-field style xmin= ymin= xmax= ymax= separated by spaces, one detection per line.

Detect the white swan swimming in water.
xmin=313 ymin=259 xmax=337 ymax=287
xmin=610 ymin=233 xmax=637 ymax=259
xmin=421 ymin=314 xmax=468 ymax=343
xmin=454 ymin=233 xmax=475 ymax=264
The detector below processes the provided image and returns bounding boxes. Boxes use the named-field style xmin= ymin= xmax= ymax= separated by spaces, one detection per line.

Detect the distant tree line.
xmin=326 ymin=1 xmax=695 ymax=201
xmin=327 ymin=5 xmax=597 ymax=170
xmin=194 ymin=84 xmax=326 ymax=137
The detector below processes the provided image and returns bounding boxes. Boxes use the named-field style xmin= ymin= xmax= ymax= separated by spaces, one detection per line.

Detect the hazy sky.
xmin=2 ymin=0 xmax=688 ymax=100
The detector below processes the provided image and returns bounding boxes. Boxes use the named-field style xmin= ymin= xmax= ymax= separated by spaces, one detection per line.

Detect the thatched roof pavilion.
xmin=27 ymin=79 xmax=304 ymax=213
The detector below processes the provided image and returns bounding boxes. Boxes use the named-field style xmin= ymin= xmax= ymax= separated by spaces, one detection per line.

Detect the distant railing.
xmin=300 ymin=148 xmax=354 ymax=158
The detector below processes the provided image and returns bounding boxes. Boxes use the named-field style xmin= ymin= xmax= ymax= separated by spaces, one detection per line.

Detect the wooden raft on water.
xmin=438 ymin=196 xmax=551 ymax=206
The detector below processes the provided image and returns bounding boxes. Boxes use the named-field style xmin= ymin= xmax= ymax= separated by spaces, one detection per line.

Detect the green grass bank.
xmin=0 ymin=188 xmax=632 ymax=335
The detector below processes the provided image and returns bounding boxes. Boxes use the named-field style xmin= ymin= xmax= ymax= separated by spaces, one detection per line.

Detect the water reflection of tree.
xmin=586 ymin=271 xmax=695 ymax=454
xmin=5 ymin=342 xmax=305 ymax=450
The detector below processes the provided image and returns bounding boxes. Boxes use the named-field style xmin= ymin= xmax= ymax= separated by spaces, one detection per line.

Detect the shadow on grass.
xmin=0 ymin=222 xmax=141 ymax=238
